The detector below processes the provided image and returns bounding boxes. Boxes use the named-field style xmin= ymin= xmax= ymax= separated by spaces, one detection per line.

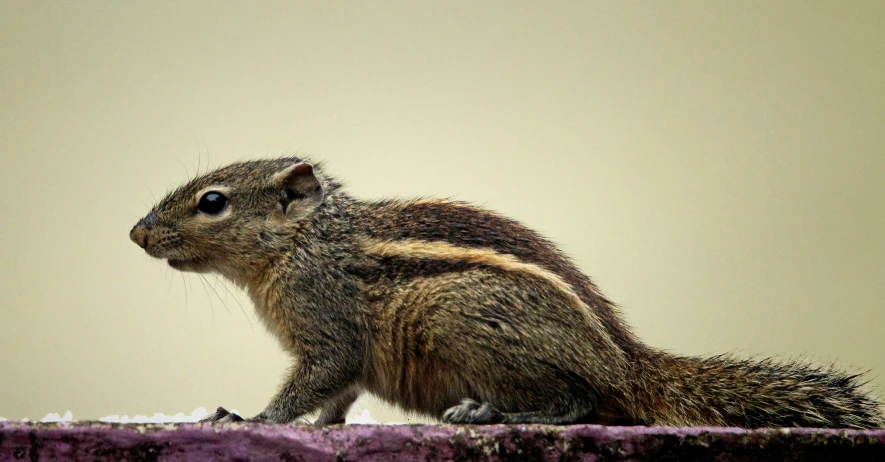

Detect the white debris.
xmin=344 ymin=407 xmax=404 ymax=425
xmin=99 ymin=408 xmax=210 ymax=423
xmin=346 ymin=408 xmax=379 ymax=424
xmin=189 ymin=407 xmax=210 ymax=421
xmin=9 ymin=407 xmax=399 ymax=425
xmin=38 ymin=411 xmax=74 ymax=423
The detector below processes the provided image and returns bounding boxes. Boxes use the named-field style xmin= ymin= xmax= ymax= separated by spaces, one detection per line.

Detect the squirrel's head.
xmin=130 ymin=157 xmax=327 ymax=280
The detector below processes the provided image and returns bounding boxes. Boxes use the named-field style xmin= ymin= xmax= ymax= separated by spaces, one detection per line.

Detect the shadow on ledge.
xmin=1 ymin=422 xmax=883 ymax=461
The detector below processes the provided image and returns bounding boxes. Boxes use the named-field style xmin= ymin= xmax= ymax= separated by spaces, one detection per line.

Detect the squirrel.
xmin=130 ymin=156 xmax=883 ymax=429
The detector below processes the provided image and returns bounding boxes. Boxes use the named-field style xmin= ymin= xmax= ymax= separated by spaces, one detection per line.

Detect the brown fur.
xmin=131 ymin=157 xmax=884 ymax=428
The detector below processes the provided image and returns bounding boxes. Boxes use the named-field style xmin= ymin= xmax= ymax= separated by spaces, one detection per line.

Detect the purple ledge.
xmin=1 ymin=422 xmax=883 ymax=461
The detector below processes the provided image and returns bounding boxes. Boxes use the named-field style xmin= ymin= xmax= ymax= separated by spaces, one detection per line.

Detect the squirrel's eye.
xmin=197 ymin=191 xmax=228 ymax=214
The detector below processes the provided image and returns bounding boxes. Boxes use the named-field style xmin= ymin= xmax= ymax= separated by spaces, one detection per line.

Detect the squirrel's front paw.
xmin=442 ymin=399 xmax=504 ymax=424
xmin=201 ymin=406 xmax=247 ymax=423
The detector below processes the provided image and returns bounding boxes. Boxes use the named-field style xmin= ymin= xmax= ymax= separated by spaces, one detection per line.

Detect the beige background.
xmin=1 ymin=1 xmax=883 ymax=422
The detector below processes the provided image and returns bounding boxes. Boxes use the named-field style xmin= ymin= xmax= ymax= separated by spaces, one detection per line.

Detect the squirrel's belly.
xmin=360 ymin=268 xmax=620 ymax=417
xmin=364 ymin=339 xmax=473 ymax=416
xmin=362 ymin=278 xmax=484 ymax=415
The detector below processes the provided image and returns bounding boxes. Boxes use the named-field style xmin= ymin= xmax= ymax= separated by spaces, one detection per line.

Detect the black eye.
xmin=197 ymin=191 xmax=228 ymax=214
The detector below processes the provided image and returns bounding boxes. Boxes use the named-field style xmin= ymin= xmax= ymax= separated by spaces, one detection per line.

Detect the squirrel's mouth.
xmin=167 ymin=257 xmax=207 ymax=272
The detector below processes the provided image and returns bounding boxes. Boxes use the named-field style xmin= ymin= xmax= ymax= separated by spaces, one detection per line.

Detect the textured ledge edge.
xmin=1 ymin=422 xmax=883 ymax=461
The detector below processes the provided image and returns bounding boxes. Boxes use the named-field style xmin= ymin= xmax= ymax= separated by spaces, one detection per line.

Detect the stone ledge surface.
xmin=1 ymin=422 xmax=883 ymax=461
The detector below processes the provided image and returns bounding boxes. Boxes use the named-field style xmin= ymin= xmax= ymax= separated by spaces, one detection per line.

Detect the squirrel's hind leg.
xmin=314 ymin=387 xmax=361 ymax=426
xmin=442 ymin=399 xmax=591 ymax=425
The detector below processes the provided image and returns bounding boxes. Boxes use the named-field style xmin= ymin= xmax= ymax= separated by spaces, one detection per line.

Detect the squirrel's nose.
xmin=130 ymin=213 xmax=156 ymax=249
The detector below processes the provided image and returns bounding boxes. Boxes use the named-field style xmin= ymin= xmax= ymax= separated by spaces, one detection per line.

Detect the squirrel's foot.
xmin=202 ymin=407 xmax=312 ymax=424
xmin=201 ymin=406 xmax=247 ymax=423
xmin=442 ymin=399 xmax=504 ymax=424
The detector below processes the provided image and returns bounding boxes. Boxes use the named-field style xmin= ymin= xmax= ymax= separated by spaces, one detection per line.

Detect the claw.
xmin=442 ymin=399 xmax=503 ymax=424
xmin=202 ymin=406 xmax=245 ymax=423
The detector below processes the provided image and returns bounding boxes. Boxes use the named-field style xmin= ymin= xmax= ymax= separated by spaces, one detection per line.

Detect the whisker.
xmin=166 ymin=265 xmax=174 ymax=297
xmin=195 ymin=273 xmax=216 ymax=322
xmin=201 ymin=139 xmax=210 ymax=176
xmin=191 ymin=126 xmax=204 ymax=176
xmin=200 ymin=274 xmax=233 ymax=317
xmin=180 ymin=272 xmax=189 ymax=314
xmin=211 ymin=274 xmax=255 ymax=331
xmin=178 ymin=159 xmax=191 ymax=179
xmin=137 ymin=175 xmax=157 ymax=204
xmin=196 ymin=138 xmax=202 ymax=177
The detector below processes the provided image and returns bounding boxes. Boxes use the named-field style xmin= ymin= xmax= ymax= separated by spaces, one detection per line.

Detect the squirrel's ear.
xmin=272 ymin=162 xmax=324 ymax=219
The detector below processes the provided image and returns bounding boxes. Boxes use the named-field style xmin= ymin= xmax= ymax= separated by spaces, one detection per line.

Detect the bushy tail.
xmin=628 ymin=351 xmax=884 ymax=429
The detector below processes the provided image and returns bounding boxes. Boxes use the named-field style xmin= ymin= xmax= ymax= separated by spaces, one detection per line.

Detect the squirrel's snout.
xmin=130 ymin=225 xmax=148 ymax=249
xmin=130 ymin=213 xmax=156 ymax=250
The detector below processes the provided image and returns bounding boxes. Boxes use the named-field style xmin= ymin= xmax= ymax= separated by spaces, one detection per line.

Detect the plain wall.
xmin=1 ymin=1 xmax=883 ymax=422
